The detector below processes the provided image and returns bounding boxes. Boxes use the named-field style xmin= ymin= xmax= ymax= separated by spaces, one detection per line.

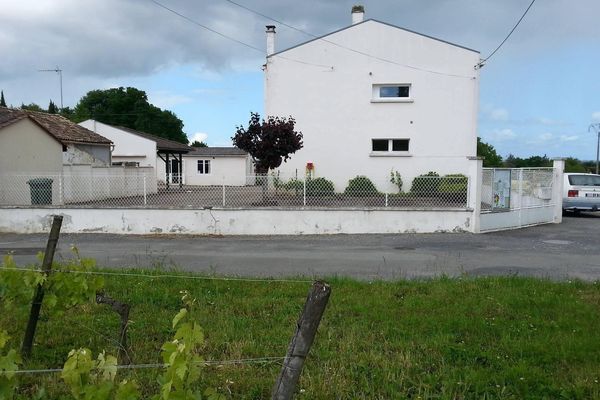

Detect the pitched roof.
xmin=185 ymin=147 xmax=248 ymax=157
xmin=0 ymin=107 xmax=112 ymax=145
xmin=268 ymin=19 xmax=479 ymax=58
xmin=114 ymin=125 xmax=192 ymax=153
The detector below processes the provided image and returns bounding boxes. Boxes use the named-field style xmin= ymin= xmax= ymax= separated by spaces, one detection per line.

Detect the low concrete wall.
xmin=0 ymin=208 xmax=475 ymax=235
xmin=479 ymin=206 xmax=556 ymax=233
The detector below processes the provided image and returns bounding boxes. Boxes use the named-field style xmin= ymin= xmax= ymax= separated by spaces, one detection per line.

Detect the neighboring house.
xmin=183 ymin=147 xmax=251 ymax=186
xmin=264 ymin=7 xmax=480 ymax=191
xmin=78 ymin=120 xmax=191 ymax=184
xmin=0 ymin=107 xmax=112 ymax=175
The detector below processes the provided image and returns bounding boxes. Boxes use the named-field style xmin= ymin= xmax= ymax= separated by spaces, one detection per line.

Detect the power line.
xmin=220 ymin=0 xmax=476 ymax=79
xmin=152 ymin=0 xmax=473 ymax=78
xmin=476 ymin=0 xmax=537 ymax=69
xmin=150 ymin=0 xmax=264 ymax=54
xmin=149 ymin=0 xmax=332 ymax=69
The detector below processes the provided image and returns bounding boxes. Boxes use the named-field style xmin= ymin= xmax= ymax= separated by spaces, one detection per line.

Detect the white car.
xmin=563 ymin=173 xmax=600 ymax=212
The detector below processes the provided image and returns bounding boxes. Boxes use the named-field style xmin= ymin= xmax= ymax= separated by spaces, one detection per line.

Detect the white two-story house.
xmin=265 ymin=6 xmax=481 ymax=191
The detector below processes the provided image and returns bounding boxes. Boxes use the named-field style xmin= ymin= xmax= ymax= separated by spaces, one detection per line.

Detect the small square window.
xmin=197 ymin=160 xmax=211 ymax=174
xmin=372 ymin=139 xmax=389 ymax=152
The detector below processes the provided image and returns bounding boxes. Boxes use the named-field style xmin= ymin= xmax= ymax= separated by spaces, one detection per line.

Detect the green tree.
xmin=476 ymin=137 xmax=503 ymax=167
xmin=190 ymin=140 xmax=208 ymax=147
xmin=504 ymin=154 xmax=551 ymax=168
xmin=232 ymin=112 xmax=303 ymax=173
xmin=59 ymin=106 xmax=75 ymax=119
xmin=72 ymin=87 xmax=188 ymax=143
xmin=0 ymin=91 xmax=6 ymax=107
xmin=20 ymin=102 xmax=44 ymax=112
xmin=48 ymin=100 xmax=58 ymax=114
xmin=564 ymin=157 xmax=587 ymax=173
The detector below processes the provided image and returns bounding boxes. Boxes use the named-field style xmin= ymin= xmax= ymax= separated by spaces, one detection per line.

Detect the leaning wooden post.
xmin=96 ymin=292 xmax=132 ymax=364
xmin=21 ymin=215 xmax=63 ymax=358
xmin=272 ymin=281 xmax=331 ymax=400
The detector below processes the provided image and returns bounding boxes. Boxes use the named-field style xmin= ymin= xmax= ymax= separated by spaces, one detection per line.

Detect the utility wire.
xmin=152 ymin=0 xmax=473 ymax=78
xmin=476 ymin=0 xmax=537 ymax=69
xmin=150 ymin=0 xmax=264 ymax=54
xmin=220 ymin=0 xmax=476 ymax=79
xmin=149 ymin=0 xmax=332 ymax=69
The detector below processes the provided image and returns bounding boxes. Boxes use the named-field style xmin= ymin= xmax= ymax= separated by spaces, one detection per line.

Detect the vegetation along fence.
xmin=0 ymin=172 xmax=470 ymax=209
xmin=0 ymin=216 xmax=330 ymax=399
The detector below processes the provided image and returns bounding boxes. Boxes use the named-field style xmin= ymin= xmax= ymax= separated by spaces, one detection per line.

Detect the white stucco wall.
xmin=0 ymin=208 xmax=476 ymax=235
xmin=183 ymin=156 xmax=249 ymax=186
xmin=78 ymin=120 xmax=156 ymax=168
xmin=63 ymin=144 xmax=110 ymax=167
xmin=0 ymin=119 xmax=64 ymax=206
xmin=265 ymin=20 xmax=480 ymax=192
xmin=0 ymin=118 xmax=63 ymax=174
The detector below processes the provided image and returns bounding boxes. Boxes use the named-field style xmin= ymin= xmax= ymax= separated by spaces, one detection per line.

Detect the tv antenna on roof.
xmin=38 ymin=66 xmax=63 ymax=109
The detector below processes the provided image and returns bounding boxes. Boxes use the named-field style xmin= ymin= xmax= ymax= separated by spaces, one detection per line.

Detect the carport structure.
xmin=113 ymin=126 xmax=192 ymax=188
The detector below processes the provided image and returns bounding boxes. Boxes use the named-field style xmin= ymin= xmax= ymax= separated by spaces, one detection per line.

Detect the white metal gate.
xmin=480 ymin=167 xmax=558 ymax=232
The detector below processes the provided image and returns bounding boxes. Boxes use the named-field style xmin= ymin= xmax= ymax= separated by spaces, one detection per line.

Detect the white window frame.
xmin=371 ymin=84 xmax=413 ymax=103
xmin=197 ymin=159 xmax=211 ymax=175
xmin=370 ymin=138 xmax=411 ymax=157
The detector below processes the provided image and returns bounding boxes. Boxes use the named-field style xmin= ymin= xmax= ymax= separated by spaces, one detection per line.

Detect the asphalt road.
xmin=1 ymin=213 xmax=599 ymax=281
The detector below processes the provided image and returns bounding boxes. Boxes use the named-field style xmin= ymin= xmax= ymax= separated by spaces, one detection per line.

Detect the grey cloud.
xmin=1 ymin=0 xmax=598 ymax=83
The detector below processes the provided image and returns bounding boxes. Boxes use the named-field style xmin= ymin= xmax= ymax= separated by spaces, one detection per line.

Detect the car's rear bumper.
xmin=563 ymin=199 xmax=600 ymax=211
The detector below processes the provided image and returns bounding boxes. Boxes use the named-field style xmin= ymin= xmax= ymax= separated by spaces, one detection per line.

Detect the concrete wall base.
xmin=0 ymin=208 xmax=476 ymax=235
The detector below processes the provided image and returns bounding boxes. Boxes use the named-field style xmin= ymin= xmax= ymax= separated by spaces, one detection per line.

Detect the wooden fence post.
xmin=96 ymin=292 xmax=132 ymax=364
xmin=272 ymin=281 xmax=331 ymax=400
xmin=21 ymin=215 xmax=63 ymax=358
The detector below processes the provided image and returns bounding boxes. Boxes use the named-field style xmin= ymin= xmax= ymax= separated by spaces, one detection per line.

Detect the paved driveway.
xmin=1 ymin=213 xmax=599 ymax=281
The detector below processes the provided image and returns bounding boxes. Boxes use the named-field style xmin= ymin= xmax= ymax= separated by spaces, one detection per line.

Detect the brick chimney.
xmin=351 ymin=5 xmax=364 ymax=24
xmin=266 ymin=25 xmax=276 ymax=55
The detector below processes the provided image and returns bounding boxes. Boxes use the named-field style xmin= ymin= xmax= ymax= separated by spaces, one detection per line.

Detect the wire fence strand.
xmin=8 ymin=357 xmax=286 ymax=376
xmin=0 ymin=266 xmax=313 ymax=284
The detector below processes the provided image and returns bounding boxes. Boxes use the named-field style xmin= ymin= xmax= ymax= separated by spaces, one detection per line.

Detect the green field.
xmin=2 ymin=267 xmax=600 ymax=399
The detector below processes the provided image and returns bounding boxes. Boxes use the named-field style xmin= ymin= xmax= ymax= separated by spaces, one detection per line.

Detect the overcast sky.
xmin=1 ymin=0 xmax=599 ymax=159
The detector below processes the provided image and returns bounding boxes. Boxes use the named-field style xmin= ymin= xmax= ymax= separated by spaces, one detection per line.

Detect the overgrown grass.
xmin=2 ymin=269 xmax=600 ymax=399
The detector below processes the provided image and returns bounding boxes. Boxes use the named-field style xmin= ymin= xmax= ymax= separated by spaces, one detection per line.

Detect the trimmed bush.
xmin=306 ymin=177 xmax=335 ymax=197
xmin=439 ymin=174 xmax=468 ymax=194
xmin=283 ymin=178 xmax=304 ymax=192
xmin=410 ymin=171 xmax=440 ymax=196
xmin=344 ymin=176 xmax=379 ymax=196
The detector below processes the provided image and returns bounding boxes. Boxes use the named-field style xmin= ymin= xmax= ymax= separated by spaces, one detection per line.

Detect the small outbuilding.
xmin=182 ymin=147 xmax=251 ymax=186
xmin=78 ymin=119 xmax=192 ymax=185
xmin=0 ymin=107 xmax=112 ymax=175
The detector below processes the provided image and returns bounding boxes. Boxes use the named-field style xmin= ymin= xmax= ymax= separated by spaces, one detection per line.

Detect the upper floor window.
xmin=372 ymin=84 xmax=413 ymax=103
xmin=197 ymin=159 xmax=211 ymax=174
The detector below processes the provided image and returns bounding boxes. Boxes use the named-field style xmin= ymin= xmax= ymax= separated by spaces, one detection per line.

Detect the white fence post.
xmin=59 ymin=173 xmax=64 ymax=205
xmin=552 ymin=158 xmax=565 ymax=223
xmin=143 ymin=176 xmax=147 ymax=206
xmin=467 ymin=157 xmax=483 ymax=233
xmin=303 ymin=178 xmax=307 ymax=206
xmin=385 ymin=193 xmax=388 ymax=207
xmin=222 ymin=177 xmax=226 ymax=207
xmin=518 ymin=169 xmax=523 ymax=227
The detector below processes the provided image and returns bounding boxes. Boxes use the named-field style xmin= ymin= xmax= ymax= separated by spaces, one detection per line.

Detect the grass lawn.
xmin=2 ymin=268 xmax=600 ymax=399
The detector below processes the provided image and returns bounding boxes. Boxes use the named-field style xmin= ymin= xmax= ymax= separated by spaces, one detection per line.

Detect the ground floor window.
xmin=197 ymin=159 xmax=211 ymax=174
xmin=371 ymin=138 xmax=410 ymax=153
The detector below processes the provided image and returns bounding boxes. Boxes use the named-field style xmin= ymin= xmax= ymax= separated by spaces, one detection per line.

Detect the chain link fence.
xmin=0 ymin=173 xmax=470 ymax=209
